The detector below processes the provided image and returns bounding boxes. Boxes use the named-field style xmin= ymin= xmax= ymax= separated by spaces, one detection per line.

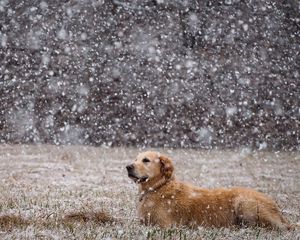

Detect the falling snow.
xmin=0 ymin=1 xmax=299 ymax=150
xmin=0 ymin=2 xmax=299 ymax=239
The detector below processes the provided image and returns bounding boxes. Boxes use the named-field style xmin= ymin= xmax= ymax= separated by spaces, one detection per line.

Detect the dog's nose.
xmin=126 ymin=164 xmax=134 ymax=171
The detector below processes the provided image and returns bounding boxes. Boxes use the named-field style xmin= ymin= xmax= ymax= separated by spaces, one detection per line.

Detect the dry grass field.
xmin=0 ymin=144 xmax=299 ymax=239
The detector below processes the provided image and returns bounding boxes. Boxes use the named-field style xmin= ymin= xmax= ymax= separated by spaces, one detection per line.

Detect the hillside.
xmin=0 ymin=1 xmax=299 ymax=149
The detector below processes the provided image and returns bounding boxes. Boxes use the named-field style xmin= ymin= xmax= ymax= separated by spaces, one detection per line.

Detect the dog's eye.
xmin=142 ymin=158 xmax=150 ymax=163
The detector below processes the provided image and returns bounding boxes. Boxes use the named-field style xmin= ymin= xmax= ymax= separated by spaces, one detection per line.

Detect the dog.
xmin=126 ymin=151 xmax=293 ymax=230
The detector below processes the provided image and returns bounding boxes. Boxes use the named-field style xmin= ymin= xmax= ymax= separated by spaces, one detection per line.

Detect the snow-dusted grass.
xmin=0 ymin=144 xmax=299 ymax=239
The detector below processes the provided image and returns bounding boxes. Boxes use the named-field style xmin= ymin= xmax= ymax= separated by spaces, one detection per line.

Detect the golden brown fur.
xmin=126 ymin=151 xmax=293 ymax=230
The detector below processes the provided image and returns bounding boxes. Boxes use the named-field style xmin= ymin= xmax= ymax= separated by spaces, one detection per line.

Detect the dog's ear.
xmin=159 ymin=155 xmax=174 ymax=179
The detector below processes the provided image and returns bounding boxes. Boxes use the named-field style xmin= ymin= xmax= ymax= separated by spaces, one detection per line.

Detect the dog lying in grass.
xmin=126 ymin=151 xmax=293 ymax=230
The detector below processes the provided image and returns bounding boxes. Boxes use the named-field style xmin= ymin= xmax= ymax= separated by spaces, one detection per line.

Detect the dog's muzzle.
xmin=126 ymin=164 xmax=134 ymax=172
xmin=126 ymin=164 xmax=148 ymax=183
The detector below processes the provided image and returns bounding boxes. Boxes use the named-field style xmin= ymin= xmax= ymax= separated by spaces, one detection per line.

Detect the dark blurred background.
xmin=0 ymin=0 xmax=299 ymax=149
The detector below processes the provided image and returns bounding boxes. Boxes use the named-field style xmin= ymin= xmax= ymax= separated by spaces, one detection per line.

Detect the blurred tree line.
xmin=0 ymin=0 xmax=299 ymax=149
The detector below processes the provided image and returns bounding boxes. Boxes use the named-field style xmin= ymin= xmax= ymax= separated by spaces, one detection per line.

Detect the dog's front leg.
xmin=139 ymin=210 xmax=173 ymax=228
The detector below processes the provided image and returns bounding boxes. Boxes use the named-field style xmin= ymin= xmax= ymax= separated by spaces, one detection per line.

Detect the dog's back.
xmin=139 ymin=181 xmax=291 ymax=229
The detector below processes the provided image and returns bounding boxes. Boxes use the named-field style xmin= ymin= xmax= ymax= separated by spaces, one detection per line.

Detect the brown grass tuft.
xmin=0 ymin=210 xmax=116 ymax=230
xmin=63 ymin=210 xmax=115 ymax=224
xmin=0 ymin=214 xmax=30 ymax=230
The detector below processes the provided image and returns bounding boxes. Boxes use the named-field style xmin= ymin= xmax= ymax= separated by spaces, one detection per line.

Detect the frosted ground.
xmin=0 ymin=144 xmax=299 ymax=239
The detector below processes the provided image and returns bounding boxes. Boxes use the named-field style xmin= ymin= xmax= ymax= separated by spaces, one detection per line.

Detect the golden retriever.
xmin=126 ymin=151 xmax=293 ymax=230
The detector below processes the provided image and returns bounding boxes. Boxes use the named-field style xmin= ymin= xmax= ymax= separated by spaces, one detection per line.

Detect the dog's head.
xmin=126 ymin=151 xmax=174 ymax=184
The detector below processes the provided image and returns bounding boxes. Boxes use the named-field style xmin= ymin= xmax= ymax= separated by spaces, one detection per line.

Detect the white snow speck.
xmin=57 ymin=28 xmax=67 ymax=40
